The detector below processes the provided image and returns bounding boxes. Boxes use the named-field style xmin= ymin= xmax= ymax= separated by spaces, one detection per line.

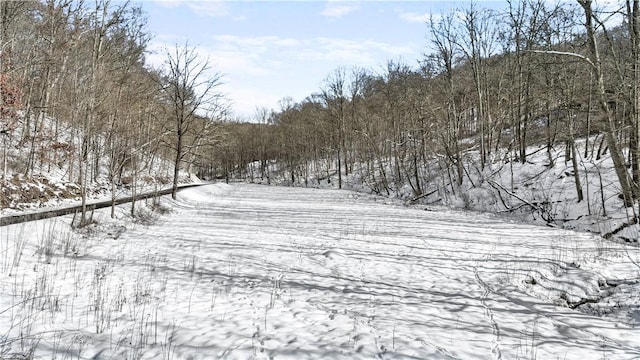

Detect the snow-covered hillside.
xmin=250 ymin=139 xmax=639 ymax=245
xmin=1 ymin=184 xmax=639 ymax=359
xmin=0 ymin=115 xmax=196 ymax=216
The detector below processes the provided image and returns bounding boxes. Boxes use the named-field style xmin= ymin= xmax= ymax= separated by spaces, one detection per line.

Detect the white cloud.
xmin=212 ymin=35 xmax=418 ymax=116
xmin=213 ymin=35 xmax=300 ymax=51
xmin=146 ymin=33 xmax=420 ymax=118
xmin=152 ymin=0 xmax=232 ymax=18
xmin=321 ymin=1 xmax=359 ymax=18
xmin=186 ymin=1 xmax=230 ymax=18
xmin=209 ymin=35 xmax=301 ymax=77
xmin=227 ymin=87 xmax=282 ymax=118
xmin=208 ymin=35 xmax=415 ymax=72
xmin=398 ymin=11 xmax=429 ymax=24
xmin=305 ymin=37 xmax=415 ymax=66
xmin=151 ymin=0 xmax=181 ymax=8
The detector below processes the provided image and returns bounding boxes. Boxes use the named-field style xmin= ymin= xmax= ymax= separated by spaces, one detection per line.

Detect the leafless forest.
xmin=1 ymin=0 xmax=639 ymax=229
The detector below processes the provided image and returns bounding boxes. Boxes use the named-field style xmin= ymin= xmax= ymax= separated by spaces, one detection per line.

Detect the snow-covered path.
xmin=2 ymin=183 xmax=639 ymax=359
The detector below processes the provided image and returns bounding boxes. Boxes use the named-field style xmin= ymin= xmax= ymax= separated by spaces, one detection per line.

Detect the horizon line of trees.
xmin=1 ymin=0 xmax=639 ymax=225
xmin=210 ymin=0 xmax=639 ymax=221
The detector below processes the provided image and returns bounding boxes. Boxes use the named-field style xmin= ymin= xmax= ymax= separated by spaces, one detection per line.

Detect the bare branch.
xmin=526 ymin=49 xmax=596 ymax=69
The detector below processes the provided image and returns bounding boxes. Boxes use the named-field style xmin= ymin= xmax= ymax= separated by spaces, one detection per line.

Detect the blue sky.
xmin=136 ymin=1 xmax=504 ymax=119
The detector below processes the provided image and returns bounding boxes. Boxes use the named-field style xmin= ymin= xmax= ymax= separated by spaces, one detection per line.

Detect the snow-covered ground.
xmin=1 ymin=183 xmax=639 ymax=359
xmin=251 ymin=140 xmax=639 ymax=244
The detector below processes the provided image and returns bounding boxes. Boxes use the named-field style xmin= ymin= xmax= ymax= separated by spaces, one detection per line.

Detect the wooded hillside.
xmin=1 ymin=0 xmax=639 ymax=234
xmin=0 ymin=0 xmax=226 ymax=224
xmin=213 ymin=0 xmax=640 ymax=231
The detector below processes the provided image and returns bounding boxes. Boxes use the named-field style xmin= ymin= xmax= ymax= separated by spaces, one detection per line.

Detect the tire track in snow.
xmin=473 ymin=266 xmax=502 ymax=360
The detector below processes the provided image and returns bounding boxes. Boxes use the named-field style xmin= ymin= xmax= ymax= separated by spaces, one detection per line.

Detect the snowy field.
xmin=1 ymin=183 xmax=639 ymax=359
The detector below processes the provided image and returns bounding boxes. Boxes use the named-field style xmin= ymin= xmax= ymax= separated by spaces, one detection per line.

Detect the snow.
xmin=0 ymin=113 xmax=197 ymax=216
xmin=251 ymin=139 xmax=639 ymax=245
xmin=1 ymin=183 xmax=640 ymax=359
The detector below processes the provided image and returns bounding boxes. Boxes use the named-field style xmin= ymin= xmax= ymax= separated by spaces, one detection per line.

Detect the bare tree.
xmin=578 ymin=0 xmax=635 ymax=207
xmin=321 ymin=68 xmax=347 ymax=189
xmin=428 ymin=11 xmax=464 ymax=187
xmin=161 ymin=42 xmax=224 ymax=199
xmin=459 ymin=2 xmax=500 ymax=166
xmin=73 ymin=0 xmax=109 ymax=225
xmin=627 ymin=0 xmax=640 ymax=208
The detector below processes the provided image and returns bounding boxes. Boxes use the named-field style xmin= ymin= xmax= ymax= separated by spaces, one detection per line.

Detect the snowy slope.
xmin=1 ymin=183 xmax=639 ymax=359
xmin=252 ymin=140 xmax=639 ymax=245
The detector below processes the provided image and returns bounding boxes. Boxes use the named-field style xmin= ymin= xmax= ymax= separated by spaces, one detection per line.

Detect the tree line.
xmin=0 ymin=0 xmax=225 ymax=224
xmin=211 ymin=0 xmax=640 ymax=222
xmin=1 ymin=0 xmax=639 ymax=225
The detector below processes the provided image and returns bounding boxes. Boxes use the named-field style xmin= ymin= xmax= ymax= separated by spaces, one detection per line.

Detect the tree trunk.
xmin=172 ymin=125 xmax=182 ymax=200
xmin=580 ymin=0 xmax=635 ymax=207
xmin=337 ymin=149 xmax=342 ymax=189
xmin=629 ymin=0 xmax=640 ymax=207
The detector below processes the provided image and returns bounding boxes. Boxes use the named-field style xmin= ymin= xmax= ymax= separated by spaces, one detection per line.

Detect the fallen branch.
xmin=562 ymin=295 xmax=600 ymax=310
xmin=487 ymin=179 xmax=554 ymax=223
xmin=602 ymin=216 xmax=639 ymax=240
xmin=408 ymin=188 xmax=439 ymax=204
